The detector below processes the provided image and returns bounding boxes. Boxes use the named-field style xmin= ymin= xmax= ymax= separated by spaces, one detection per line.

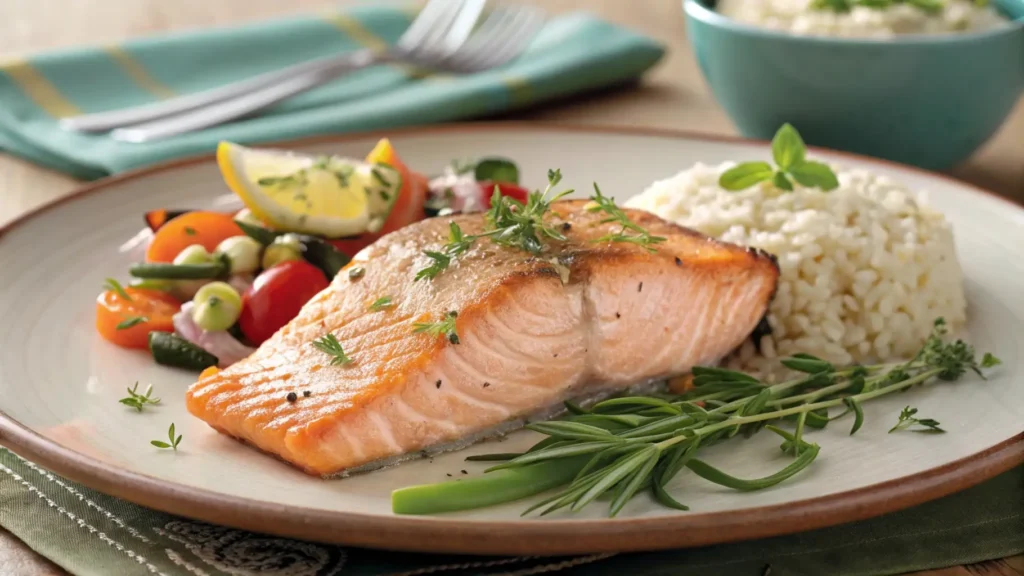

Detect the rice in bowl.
xmin=716 ymin=0 xmax=1009 ymax=38
xmin=626 ymin=162 xmax=966 ymax=380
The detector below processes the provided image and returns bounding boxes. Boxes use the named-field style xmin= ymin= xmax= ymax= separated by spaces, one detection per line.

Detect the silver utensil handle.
xmin=110 ymin=52 xmax=378 ymax=143
xmin=60 ymin=49 xmax=377 ymax=133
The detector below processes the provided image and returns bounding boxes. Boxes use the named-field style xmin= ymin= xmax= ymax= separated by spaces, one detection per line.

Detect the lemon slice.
xmin=217 ymin=142 xmax=397 ymax=238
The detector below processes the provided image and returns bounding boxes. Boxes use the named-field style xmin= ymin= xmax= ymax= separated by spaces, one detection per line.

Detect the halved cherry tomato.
xmin=328 ymin=139 xmax=428 ymax=258
xmin=96 ymin=287 xmax=181 ymax=349
xmin=146 ymin=211 xmax=244 ymax=263
xmin=238 ymin=260 xmax=329 ymax=346
xmin=480 ymin=181 xmax=530 ymax=207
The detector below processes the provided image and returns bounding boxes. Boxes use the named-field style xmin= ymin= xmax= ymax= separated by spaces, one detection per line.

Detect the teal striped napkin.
xmin=0 ymin=5 xmax=665 ymax=180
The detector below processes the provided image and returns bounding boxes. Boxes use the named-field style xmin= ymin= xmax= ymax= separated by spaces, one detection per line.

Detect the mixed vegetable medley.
xmin=96 ymin=138 xmax=527 ymax=371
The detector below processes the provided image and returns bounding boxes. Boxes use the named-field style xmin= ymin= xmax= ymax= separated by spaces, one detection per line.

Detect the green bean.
xmin=391 ymin=456 xmax=587 ymax=515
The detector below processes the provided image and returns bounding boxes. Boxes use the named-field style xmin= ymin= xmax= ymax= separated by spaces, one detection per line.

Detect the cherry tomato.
xmin=146 ymin=211 xmax=243 ymax=263
xmin=239 ymin=261 xmax=329 ymax=345
xmin=96 ymin=287 xmax=181 ymax=349
xmin=328 ymin=138 xmax=428 ymax=258
xmin=480 ymin=181 xmax=530 ymax=207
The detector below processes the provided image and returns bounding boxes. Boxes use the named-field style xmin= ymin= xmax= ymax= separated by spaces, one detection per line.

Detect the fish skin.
xmin=186 ymin=200 xmax=779 ymax=476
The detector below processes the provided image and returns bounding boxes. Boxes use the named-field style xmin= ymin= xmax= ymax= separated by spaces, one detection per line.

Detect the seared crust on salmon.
xmin=186 ymin=200 xmax=779 ymax=476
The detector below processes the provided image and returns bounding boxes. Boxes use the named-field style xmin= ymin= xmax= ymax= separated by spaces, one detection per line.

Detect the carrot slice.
xmin=146 ymin=211 xmax=243 ymax=263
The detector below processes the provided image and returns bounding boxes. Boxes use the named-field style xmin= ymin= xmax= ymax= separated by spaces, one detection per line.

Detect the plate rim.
xmin=1 ymin=121 xmax=1022 ymax=556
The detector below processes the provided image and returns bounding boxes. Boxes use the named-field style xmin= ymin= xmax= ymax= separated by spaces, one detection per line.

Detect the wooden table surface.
xmin=0 ymin=1 xmax=1021 ymax=574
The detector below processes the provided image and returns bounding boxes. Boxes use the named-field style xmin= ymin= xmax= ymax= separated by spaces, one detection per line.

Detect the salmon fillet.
xmin=186 ymin=200 xmax=779 ymax=476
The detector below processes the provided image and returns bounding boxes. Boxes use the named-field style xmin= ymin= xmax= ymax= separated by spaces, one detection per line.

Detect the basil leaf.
xmin=789 ymin=161 xmax=840 ymax=191
xmin=771 ymin=123 xmax=806 ymax=171
xmin=718 ymin=162 xmax=774 ymax=191
xmin=773 ymin=171 xmax=794 ymax=191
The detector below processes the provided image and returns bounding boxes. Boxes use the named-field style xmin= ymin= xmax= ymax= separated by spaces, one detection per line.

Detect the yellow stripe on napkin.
xmin=105 ymin=47 xmax=175 ymax=99
xmin=325 ymin=13 xmax=391 ymax=53
xmin=502 ymin=75 xmax=533 ymax=107
xmin=0 ymin=60 xmax=80 ymax=118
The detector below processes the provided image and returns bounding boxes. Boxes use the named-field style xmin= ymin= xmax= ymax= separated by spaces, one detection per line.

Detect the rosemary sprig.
xmin=151 ymin=423 xmax=182 ymax=451
xmin=311 ymin=333 xmax=353 ymax=366
xmin=370 ymin=296 xmax=393 ymax=311
xmin=719 ymin=124 xmax=839 ymax=193
xmin=103 ymin=278 xmax=132 ymax=301
xmin=393 ymin=318 xmax=999 ymax=517
xmin=412 ymin=311 xmax=459 ymax=344
xmin=888 ymin=406 xmax=945 ymax=434
xmin=586 ymin=184 xmax=666 ymax=252
xmin=119 ymin=382 xmax=161 ymax=412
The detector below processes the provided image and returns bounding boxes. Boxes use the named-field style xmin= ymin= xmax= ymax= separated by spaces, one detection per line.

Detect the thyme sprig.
xmin=151 ymin=423 xmax=182 ymax=451
xmin=395 ymin=318 xmax=999 ymax=517
xmin=586 ymin=184 xmax=666 ymax=252
xmin=119 ymin=382 xmax=161 ymax=412
xmin=415 ymin=169 xmax=663 ymax=280
xmin=889 ymin=406 xmax=945 ymax=434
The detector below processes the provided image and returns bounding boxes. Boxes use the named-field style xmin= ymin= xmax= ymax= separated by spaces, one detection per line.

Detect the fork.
xmin=59 ymin=0 xmax=484 ymax=135
xmin=63 ymin=1 xmax=545 ymax=143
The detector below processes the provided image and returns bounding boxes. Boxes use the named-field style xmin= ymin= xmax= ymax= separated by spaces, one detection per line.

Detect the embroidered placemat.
xmin=2 ymin=448 xmax=1021 ymax=576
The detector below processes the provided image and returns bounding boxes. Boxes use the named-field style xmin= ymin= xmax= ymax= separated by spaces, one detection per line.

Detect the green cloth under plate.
xmin=0 ymin=5 xmax=665 ymax=180
xmin=1 ymin=448 xmax=1020 ymax=576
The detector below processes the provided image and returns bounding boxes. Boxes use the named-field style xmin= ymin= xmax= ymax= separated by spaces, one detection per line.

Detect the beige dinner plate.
xmin=0 ymin=123 xmax=1021 ymax=556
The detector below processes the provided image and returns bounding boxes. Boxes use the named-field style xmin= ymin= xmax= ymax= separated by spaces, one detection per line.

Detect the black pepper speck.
xmin=460 ymin=470 xmax=468 ymax=475
xmin=638 ymin=282 xmax=643 ymax=292
xmin=674 ymin=257 xmax=682 ymax=266
xmin=561 ymin=222 xmax=572 ymax=231
xmin=615 ymin=312 xmax=621 ymax=319
xmin=446 ymin=473 xmax=452 ymax=477
xmin=435 ymin=380 xmax=442 ymax=389
xmin=483 ymin=382 xmax=491 ymax=388
xmin=286 ymin=392 xmax=297 ymax=402
xmin=303 ymin=390 xmax=311 ymax=397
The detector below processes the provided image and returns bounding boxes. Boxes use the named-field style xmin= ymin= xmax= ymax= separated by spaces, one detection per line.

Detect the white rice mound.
xmin=625 ymin=162 xmax=967 ymax=380
xmin=716 ymin=0 xmax=1008 ymax=38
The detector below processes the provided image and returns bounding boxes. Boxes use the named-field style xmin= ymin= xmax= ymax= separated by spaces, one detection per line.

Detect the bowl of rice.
xmin=683 ymin=0 xmax=1024 ymax=170
xmin=625 ymin=126 xmax=967 ymax=381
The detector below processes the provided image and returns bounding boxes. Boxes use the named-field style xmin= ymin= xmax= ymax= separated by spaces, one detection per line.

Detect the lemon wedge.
xmin=216 ymin=142 xmax=400 ymax=238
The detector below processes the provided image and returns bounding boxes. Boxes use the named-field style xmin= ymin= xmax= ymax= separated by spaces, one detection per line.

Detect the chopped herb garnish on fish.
xmin=312 ymin=333 xmax=353 ymax=366
xmin=485 ymin=169 xmax=573 ymax=255
xmin=151 ymin=423 xmax=182 ymax=451
xmin=585 ymin=184 xmax=666 ymax=252
xmin=183 ymin=226 xmax=197 ymax=236
xmin=103 ymin=278 xmax=132 ymax=301
xmin=888 ymin=406 xmax=945 ymax=434
xmin=415 ymin=251 xmax=453 ymax=281
xmin=370 ymin=296 xmax=394 ymax=311
xmin=119 ymin=382 xmax=160 ymax=412
xmin=348 ymin=267 xmax=365 ymax=280
xmin=413 ymin=311 xmax=459 ymax=344
xmin=414 ymin=170 xmax=574 ymax=281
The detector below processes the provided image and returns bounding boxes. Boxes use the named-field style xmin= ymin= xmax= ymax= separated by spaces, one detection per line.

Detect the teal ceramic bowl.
xmin=684 ymin=0 xmax=1024 ymax=169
